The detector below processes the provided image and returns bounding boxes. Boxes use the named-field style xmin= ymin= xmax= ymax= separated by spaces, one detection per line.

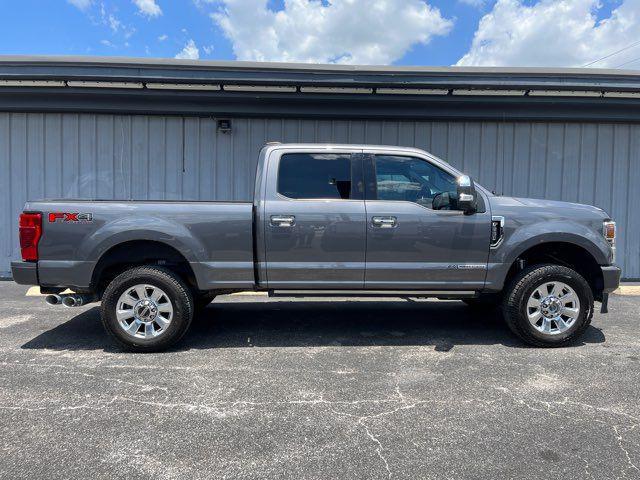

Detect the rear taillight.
xmin=19 ymin=212 xmax=42 ymax=261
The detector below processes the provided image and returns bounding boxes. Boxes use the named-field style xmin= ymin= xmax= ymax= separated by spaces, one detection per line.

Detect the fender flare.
xmin=502 ymin=232 xmax=609 ymax=268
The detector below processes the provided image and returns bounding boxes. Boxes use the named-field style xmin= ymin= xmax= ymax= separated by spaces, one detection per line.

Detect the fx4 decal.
xmin=48 ymin=212 xmax=93 ymax=223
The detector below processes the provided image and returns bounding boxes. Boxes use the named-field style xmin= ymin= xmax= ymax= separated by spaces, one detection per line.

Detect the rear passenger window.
xmin=278 ymin=153 xmax=353 ymax=200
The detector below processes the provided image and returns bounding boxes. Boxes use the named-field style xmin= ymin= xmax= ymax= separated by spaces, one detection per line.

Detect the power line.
xmin=614 ymin=55 xmax=640 ymax=69
xmin=582 ymin=40 xmax=640 ymax=67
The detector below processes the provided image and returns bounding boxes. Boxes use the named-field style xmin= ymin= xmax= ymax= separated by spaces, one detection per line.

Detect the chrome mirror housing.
xmin=457 ymin=175 xmax=477 ymax=214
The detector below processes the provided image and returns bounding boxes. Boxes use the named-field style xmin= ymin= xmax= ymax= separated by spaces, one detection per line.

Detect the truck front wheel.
xmin=502 ymin=264 xmax=594 ymax=347
xmin=101 ymin=266 xmax=194 ymax=352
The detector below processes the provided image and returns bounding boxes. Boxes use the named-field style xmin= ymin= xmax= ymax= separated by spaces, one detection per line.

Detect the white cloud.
xmin=175 ymin=39 xmax=200 ymax=59
xmin=158 ymin=34 xmax=168 ymax=41
xmin=108 ymin=14 xmax=121 ymax=32
xmin=458 ymin=0 xmax=486 ymax=7
xmin=203 ymin=45 xmax=214 ymax=55
xmin=211 ymin=0 xmax=453 ymax=64
xmin=193 ymin=0 xmax=215 ymax=8
xmin=133 ymin=0 xmax=162 ymax=17
xmin=458 ymin=0 xmax=640 ymax=68
xmin=68 ymin=0 xmax=92 ymax=10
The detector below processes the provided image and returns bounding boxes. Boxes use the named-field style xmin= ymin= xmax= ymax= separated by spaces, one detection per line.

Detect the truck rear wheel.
xmin=502 ymin=264 xmax=593 ymax=347
xmin=101 ymin=266 xmax=194 ymax=352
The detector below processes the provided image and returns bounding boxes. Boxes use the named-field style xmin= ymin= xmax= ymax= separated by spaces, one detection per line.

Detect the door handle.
xmin=270 ymin=215 xmax=295 ymax=227
xmin=371 ymin=216 xmax=397 ymax=228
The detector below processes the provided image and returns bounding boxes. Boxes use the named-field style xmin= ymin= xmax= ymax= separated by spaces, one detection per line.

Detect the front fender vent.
xmin=491 ymin=216 xmax=505 ymax=248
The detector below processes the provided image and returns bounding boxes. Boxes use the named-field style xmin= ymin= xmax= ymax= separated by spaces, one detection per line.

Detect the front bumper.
xmin=601 ymin=265 xmax=622 ymax=293
xmin=11 ymin=261 xmax=38 ymax=285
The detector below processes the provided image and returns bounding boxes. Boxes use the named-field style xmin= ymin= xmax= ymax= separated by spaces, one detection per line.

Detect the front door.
xmin=363 ymin=152 xmax=491 ymax=290
xmin=264 ymin=150 xmax=366 ymax=289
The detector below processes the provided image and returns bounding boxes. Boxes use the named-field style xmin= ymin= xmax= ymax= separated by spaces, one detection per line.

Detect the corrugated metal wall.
xmin=1 ymin=113 xmax=638 ymax=278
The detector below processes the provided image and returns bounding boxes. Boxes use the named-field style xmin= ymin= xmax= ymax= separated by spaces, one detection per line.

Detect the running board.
xmin=268 ymin=290 xmax=476 ymax=299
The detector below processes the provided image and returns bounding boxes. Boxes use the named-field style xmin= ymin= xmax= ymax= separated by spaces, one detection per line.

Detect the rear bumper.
xmin=601 ymin=265 xmax=622 ymax=293
xmin=10 ymin=261 xmax=38 ymax=285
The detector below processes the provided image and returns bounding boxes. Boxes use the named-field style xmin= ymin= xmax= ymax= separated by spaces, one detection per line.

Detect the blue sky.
xmin=0 ymin=1 xmax=638 ymax=69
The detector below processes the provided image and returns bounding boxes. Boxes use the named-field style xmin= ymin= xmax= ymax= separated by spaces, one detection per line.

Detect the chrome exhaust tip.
xmin=62 ymin=295 xmax=79 ymax=307
xmin=61 ymin=294 xmax=97 ymax=307
xmin=45 ymin=294 xmax=62 ymax=306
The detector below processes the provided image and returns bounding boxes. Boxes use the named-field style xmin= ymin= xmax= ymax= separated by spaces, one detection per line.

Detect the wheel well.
xmin=504 ymin=242 xmax=604 ymax=300
xmin=91 ymin=240 xmax=197 ymax=295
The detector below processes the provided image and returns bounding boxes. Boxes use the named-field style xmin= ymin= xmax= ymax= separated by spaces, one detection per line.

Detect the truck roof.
xmin=263 ymin=143 xmax=430 ymax=154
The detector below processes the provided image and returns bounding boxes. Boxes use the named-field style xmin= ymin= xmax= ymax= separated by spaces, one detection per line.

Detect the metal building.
xmin=1 ymin=56 xmax=639 ymax=279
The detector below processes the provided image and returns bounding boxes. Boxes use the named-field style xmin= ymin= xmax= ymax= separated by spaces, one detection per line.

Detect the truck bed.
xmin=25 ymin=199 xmax=256 ymax=291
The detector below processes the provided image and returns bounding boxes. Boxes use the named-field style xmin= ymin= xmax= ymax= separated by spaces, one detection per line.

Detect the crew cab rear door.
xmin=262 ymin=148 xmax=366 ymax=288
xmin=363 ymin=150 xmax=491 ymax=290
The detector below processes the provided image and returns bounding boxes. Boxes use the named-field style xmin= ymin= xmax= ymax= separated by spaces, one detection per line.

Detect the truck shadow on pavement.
xmin=21 ymin=299 xmax=606 ymax=352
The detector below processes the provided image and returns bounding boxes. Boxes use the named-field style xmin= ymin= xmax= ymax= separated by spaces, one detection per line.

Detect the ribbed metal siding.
xmin=1 ymin=113 xmax=638 ymax=278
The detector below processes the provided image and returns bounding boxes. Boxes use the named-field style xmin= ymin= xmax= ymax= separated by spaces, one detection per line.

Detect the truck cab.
xmin=255 ymin=144 xmax=491 ymax=291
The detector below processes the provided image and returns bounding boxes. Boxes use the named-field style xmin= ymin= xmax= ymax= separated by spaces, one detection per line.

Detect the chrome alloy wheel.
xmin=526 ymin=281 xmax=581 ymax=335
xmin=116 ymin=284 xmax=173 ymax=339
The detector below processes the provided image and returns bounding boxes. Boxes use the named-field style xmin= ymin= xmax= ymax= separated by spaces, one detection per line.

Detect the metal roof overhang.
xmin=1 ymin=56 xmax=640 ymax=122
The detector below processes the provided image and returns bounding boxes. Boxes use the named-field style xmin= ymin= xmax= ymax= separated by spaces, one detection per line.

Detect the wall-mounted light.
xmin=217 ymin=119 xmax=232 ymax=134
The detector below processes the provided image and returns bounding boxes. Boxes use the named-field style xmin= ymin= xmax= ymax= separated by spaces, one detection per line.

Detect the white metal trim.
xmin=528 ymin=90 xmax=602 ymax=97
xmin=300 ymin=86 xmax=373 ymax=94
xmin=0 ymin=80 xmax=66 ymax=87
xmin=603 ymin=91 xmax=640 ymax=98
xmin=453 ymin=89 xmax=526 ymax=96
xmin=223 ymin=84 xmax=297 ymax=93
xmin=145 ymin=83 xmax=221 ymax=91
xmin=376 ymin=88 xmax=449 ymax=95
xmin=67 ymin=81 xmax=144 ymax=89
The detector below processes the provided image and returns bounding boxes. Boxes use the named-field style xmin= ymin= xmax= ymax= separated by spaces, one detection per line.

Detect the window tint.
xmin=278 ymin=153 xmax=353 ymax=199
xmin=374 ymin=155 xmax=457 ymax=209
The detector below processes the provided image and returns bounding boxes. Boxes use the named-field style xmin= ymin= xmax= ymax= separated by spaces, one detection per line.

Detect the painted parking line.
xmin=228 ymin=291 xmax=268 ymax=296
xmin=25 ymin=287 xmax=73 ymax=296
xmin=614 ymin=285 xmax=640 ymax=296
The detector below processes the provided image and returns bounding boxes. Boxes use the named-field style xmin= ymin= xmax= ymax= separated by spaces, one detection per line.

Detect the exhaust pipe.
xmin=61 ymin=294 xmax=97 ymax=308
xmin=45 ymin=294 xmax=62 ymax=306
xmin=61 ymin=296 xmax=79 ymax=307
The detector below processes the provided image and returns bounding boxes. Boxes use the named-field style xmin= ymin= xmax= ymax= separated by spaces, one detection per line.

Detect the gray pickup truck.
xmin=12 ymin=143 xmax=621 ymax=351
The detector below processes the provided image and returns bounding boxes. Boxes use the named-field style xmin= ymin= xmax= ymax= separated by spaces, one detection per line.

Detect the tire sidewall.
xmin=102 ymin=268 xmax=192 ymax=351
xmin=515 ymin=268 xmax=592 ymax=344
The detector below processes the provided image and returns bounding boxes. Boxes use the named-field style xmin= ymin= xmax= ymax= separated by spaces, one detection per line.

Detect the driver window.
xmin=373 ymin=155 xmax=457 ymax=209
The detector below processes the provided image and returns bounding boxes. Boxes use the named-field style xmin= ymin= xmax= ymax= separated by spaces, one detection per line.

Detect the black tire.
xmin=101 ymin=266 xmax=194 ymax=352
xmin=502 ymin=264 xmax=593 ymax=347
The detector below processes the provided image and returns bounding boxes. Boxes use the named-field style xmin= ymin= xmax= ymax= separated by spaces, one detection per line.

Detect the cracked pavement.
xmin=0 ymin=281 xmax=639 ymax=479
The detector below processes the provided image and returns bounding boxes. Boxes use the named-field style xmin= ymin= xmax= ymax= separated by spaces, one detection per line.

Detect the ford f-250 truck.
xmin=12 ymin=143 xmax=621 ymax=351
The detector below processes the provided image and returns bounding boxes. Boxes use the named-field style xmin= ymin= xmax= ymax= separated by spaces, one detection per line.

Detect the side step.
xmin=268 ymin=290 xmax=477 ymax=299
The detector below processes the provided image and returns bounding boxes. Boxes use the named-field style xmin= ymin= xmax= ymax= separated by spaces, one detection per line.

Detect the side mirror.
xmin=457 ymin=175 xmax=477 ymax=214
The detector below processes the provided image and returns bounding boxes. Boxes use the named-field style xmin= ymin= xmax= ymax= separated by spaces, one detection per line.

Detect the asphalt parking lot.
xmin=1 ymin=281 xmax=639 ymax=479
